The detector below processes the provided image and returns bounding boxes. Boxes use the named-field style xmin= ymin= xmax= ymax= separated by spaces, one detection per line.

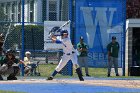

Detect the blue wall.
xmin=75 ymin=0 xmax=126 ymax=67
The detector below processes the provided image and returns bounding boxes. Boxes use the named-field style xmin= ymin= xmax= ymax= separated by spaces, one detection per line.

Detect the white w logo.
xmin=80 ymin=7 xmax=116 ymax=49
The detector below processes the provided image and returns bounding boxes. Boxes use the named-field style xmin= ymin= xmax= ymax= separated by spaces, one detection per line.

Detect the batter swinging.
xmin=47 ymin=29 xmax=84 ymax=81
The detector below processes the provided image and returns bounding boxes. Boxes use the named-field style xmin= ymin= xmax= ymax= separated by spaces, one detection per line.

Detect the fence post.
xmin=21 ymin=0 xmax=25 ymax=76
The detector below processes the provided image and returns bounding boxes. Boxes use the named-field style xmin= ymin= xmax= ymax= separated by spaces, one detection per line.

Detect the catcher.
xmin=0 ymin=49 xmax=20 ymax=80
xmin=47 ymin=27 xmax=84 ymax=81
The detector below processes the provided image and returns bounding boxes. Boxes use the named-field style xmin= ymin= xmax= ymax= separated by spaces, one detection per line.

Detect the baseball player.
xmin=0 ymin=49 xmax=20 ymax=80
xmin=47 ymin=28 xmax=84 ymax=81
xmin=107 ymin=36 xmax=120 ymax=77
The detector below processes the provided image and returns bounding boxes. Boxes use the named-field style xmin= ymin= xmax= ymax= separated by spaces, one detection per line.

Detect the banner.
xmin=75 ymin=0 xmax=126 ymax=67
xmin=44 ymin=21 xmax=70 ymax=50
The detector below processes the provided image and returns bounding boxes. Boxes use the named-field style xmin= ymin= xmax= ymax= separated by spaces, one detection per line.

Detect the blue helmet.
xmin=61 ymin=30 xmax=68 ymax=36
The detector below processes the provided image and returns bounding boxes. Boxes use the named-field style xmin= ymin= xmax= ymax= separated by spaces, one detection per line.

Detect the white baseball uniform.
xmin=55 ymin=37 xmax=79 ymax=72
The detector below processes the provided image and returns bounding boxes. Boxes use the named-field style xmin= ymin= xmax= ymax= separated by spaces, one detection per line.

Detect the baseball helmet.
xmin=61 ymin=30 xmax=68 ymax=36
xmin=6 ymin=49 xmax=14 ymax=54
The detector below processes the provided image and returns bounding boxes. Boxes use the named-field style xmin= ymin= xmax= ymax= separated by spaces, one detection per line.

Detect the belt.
xmin=64 ymin=51 xmax=75 ymax=55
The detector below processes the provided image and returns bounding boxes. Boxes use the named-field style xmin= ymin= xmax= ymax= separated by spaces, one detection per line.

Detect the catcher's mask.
xmin=61 ymin=30 xmax=68 ymax=36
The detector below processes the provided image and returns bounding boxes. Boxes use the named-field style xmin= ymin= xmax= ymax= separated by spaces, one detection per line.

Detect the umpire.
xmin=0 ymin=49 xmax=20 ymax=80
xmin=107 ymin=36 xmax=120 ymax=77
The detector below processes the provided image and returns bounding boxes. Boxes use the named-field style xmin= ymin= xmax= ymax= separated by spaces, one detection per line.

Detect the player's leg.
xmin=0 ymin=75 xmax=3 ymax=80
xmin=113 ymin=57 xmax=119 ymax=76
xmin=47 ymin=56 xmax=69 ymax=80
xmin=75 ymin=67 xmax=84 ymax=81
xmin=78 ymin=56 xmax=84 ymax=76
xmin=0 ymin=67 xmax=4 ymax=80
xmin=107 ymin=57 xmax=113 ymax=77
xmin=24 ymin=66 xmax=32 ymax=76
xmin=72 ymin=54 xmax=84 ymax=81
xmin=7 ymin=66 xmax=19 ymax=80
xmin=83 ymin=57 xmax=90 ymax=76
xmin=0 ymin=65 xmax=8 ymax=80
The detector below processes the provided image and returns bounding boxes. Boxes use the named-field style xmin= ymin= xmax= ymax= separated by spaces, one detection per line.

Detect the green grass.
xmin=38 ymin=64 xmax=107 ymax=78
xmin=73 ymin=67 xmax=108 ymax=77
xmin=37 ymin=64 xmax=140 ymax=78
xmin=0 ymin=90 xmax=26 ymax=93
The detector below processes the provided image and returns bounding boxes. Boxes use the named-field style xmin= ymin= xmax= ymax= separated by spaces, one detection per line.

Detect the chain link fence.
xmin=0 ymin=0 xmax=72 ymax=78
xmin=0 ymin=0 xmax=127 ymax=79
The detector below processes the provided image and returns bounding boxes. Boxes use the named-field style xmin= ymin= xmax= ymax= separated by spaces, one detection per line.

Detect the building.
xmin=125 ymin=0 xmax=140 ymax=76
xmin=0 ymin=0 xmax=69 ymax=22
xmin=125 ymin=19 xmax=140 ymax=76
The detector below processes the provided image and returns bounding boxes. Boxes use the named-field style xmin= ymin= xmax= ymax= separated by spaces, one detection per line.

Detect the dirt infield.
xmin=0 ymin=77 xmax=140 ymax=89
xmin=0 ymin=77 xmax=140 ymax=93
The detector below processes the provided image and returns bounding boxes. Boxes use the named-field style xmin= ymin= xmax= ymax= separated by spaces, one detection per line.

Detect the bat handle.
xmin=68 ymin=20 xmax=71 ymax=23
xmin=67 ymin=20 xmax=71 ymax=24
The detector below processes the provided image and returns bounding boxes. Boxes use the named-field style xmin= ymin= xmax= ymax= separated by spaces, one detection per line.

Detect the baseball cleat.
xmin=79 ymin=77 xmax=84 ymax=81
xmin=86 ymin=74 xmax=90 ymax=77
xmin=47 ymin=76 xmax=53 ymax=80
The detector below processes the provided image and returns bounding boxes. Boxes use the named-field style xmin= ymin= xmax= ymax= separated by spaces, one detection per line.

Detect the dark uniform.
xmin=0 ymin=49 xmax=20 ymax=80
xmin=77 ymin=36 xmax=90 ymax=76
xmin=107 ymin=36 xmax=119 ymax=77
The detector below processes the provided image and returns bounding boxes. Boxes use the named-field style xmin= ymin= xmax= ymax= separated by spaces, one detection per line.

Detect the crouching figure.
xmin=0 ymin=49 xmax=20 ymax=80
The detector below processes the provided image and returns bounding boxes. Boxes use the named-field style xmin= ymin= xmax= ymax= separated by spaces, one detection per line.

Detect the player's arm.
xmin=77 ymin=44 xmax=82 ymax=52
xmin=82 ymin=43 xmax=88 ymax=51
xmin=19 ymin=60 xmax=25 ymax=65
xmin=78 ymin=45 xmax=87 ymax=52
xmin=107 ymin=44 xmax=111 ymax=61
xmin=51 ymin=35 xmax=57 ymax=43
xmin=51 ymin=35 xmax=62 ymax=44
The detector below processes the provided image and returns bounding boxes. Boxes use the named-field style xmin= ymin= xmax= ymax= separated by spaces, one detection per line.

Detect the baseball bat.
xmin=2 ymin=23 xmax=12 ymax=49
xmin=48 ymin=20 xmax=71 ymax=38
xmin=59 ymin=20 xmax=71 ymax=30
xmin=55 ymin=20 xmax=71 ymax=33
